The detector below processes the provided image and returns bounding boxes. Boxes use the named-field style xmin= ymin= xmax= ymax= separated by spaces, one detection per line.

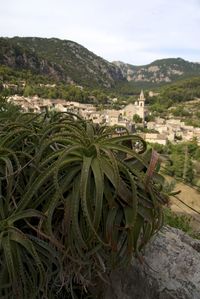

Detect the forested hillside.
xmin=1 ymin=37 xmax=200 ymax=91
xmin=0 ymin=37 xmax=125 ymax=88
xmin=148 ymin=77 xmax=200 ymax=120
xmin=1 ymin=37 xmax=200 ymax=109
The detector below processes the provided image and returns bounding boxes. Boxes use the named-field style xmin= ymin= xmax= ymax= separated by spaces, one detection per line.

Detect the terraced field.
xmin=169 ymin=181 xmax=200 ymax=232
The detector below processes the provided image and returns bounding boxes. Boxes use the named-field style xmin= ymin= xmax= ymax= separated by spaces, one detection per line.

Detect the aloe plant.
xmin=0 ymin=112 xmax=168 ymax=298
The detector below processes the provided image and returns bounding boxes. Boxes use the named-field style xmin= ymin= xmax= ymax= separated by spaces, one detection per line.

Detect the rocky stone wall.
xmin=103 ymin=226 xmax=200 ymax=299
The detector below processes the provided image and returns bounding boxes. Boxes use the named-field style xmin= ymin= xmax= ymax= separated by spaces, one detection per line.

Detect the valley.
xmin=1 ymin=37 xmax=200 ymax=221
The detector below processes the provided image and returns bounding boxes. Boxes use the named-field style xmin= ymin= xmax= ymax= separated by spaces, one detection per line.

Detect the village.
xmin=7 ymin=90 xmax=200 ymax=146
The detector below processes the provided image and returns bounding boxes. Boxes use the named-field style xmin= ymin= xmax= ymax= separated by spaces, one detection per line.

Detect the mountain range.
xmin=1 ymin=37 xmax=200 ymax=88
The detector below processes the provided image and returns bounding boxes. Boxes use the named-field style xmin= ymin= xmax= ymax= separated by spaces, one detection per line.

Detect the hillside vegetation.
xmin=0 ymin=37 xmax=124 ymax=88
xmin=147 ymin=77 xmax=200 ymax=122
xmin=1 ymin=37 xmax=200 ymax=92
xmin=153 ymin=77 xmax=200 ymax=103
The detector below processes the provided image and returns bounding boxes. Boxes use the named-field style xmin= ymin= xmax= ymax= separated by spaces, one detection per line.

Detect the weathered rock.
xmin=103 ymin=226 xmax=200 ymax=299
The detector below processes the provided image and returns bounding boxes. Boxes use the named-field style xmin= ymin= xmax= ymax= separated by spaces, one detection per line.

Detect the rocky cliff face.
xmin=113 ymin=58 xmax=200 ymax=83
xmin=1 ymin=37 xmax=200 ymax=88
xmin=103 ymin=226 xmax=200 ymax=299
xmin=0 ymin=38 xmax=67 ymax=81
xmin=0 ymin=37 xmax=125 ymax=88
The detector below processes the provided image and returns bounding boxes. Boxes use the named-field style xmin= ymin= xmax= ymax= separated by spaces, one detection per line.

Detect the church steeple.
xmin=138 ymin=90 xmax=145 ymax=121
xmin=139 ymin=90 xmax=145 ymax=102
xmin=138 ymin=90 xmax=145 ymax=108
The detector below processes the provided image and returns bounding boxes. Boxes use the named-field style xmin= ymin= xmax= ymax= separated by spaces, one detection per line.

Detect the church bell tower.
xmin=138 ymin=90 xmax=145 ymax=120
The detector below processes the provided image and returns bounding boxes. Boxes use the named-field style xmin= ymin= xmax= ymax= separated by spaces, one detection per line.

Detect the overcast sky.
xmin=1 ymin=0 xmax=200 ymax=65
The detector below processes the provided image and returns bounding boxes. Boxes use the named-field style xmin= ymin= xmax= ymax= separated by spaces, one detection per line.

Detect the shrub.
xmin=0 ymin=112 xmax=168 ymax=298
xmin=164 ymin=208 xmax=192 ymax=233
